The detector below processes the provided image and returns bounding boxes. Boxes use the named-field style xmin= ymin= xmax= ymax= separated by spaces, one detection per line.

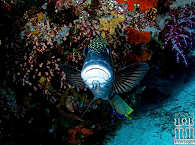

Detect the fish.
xmin=61 ymin=37 xmax=149 ymax=118
xmin=110 ymin=95 xmax=134 ymax=120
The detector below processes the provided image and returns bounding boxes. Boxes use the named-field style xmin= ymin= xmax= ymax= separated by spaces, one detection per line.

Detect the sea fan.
xmin=162 ymin=4 xmax=195 ymax=66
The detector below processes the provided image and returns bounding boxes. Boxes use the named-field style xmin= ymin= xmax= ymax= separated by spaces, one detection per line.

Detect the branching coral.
xmin=98 ymin=12 xmax=125 ymax=38
xmin=21 ymin=11 xmax=70 ymax=48
xmin=161 ymin=4 xmax=195 ymax=65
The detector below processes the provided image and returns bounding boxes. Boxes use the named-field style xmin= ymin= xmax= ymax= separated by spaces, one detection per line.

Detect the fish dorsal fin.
xmin=113 ymin=63 xmax=149 ymax=94
xmin=61 ymin=64 xmax=85 ymax=88
xmin=81 ymin=97 xmax=98 ymax=118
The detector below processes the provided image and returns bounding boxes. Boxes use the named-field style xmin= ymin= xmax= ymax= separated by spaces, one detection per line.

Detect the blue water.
xmin=106 ymin=74 xmax=195 ymax=145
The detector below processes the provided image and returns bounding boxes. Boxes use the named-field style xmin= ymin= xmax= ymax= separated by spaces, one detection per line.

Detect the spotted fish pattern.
xmin=87 ymin=37 xmax=110 ymax=58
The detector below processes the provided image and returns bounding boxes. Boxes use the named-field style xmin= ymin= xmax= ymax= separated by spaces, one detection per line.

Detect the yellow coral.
xmin=98 ymin=14 xmax=125 ymax=36
xmin=45 ymin=81 xmax=50 ymax=89
xmin=110 ymin=11 xmax=118 ymax=17
xmin=31 ymin=30 xmax=40 ymax=35
xmin=101 ymin=31 xmax=106 ymax=38
xmin=39 ymin=76 xmax=46 ymax=84
xmin=151 ymin=8 xmax=157 ymax=21
xmin=37 ymin=12 xmax=44 ymax=22
xmin=113 ymin=16 xmax=125 ymax=23
xmin=99 ymin=18 xmax=110 ymax=31
xmin=109 ymin=27 xmax=115 ymax=35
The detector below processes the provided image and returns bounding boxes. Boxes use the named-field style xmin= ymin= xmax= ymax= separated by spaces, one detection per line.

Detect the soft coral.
xmin=161 ymin=4 xmax=195 ymax=66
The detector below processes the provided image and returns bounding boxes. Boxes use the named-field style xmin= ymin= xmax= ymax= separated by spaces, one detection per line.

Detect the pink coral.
xmin=161 ymin=4 xmax=195 ymax=65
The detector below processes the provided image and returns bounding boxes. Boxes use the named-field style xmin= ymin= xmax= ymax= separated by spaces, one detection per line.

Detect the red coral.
xmin=126 ymin=27 xmax=151 ymax=45
xmin=126 ymin=50 xmax=152 ymax=62
xmin=116 ymin=0 xmax=158 ymax=13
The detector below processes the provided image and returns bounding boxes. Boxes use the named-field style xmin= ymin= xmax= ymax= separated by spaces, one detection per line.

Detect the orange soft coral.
xmin=126 ymin=27 xmax=151 ymax=45
xmin=81 ymin=128 xmax=93 ymax=136
xmin=68 ymin=128 xmax=80 ymax=145
xmin=116 ymin=0 xmax=158 ymax=13
xmin=68 ymin=126 xmax=83 ymax=145
xmin=68 ymin=126 xmax=93 ymax=144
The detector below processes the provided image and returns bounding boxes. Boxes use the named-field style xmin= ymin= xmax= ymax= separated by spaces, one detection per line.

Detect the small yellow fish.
xmin=109 ymin=95 xmax=133 ymax=120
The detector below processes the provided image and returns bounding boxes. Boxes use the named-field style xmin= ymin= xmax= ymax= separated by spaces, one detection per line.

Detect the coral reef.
xmin=0 ymin=0 xmax=194 ymax=145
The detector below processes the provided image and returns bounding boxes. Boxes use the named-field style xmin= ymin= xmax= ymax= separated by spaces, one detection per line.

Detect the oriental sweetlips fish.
xmin=62 ymin=37 xmax=149 ymax=119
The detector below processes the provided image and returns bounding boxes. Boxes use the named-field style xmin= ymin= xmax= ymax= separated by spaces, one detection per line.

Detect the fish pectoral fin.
xmin=113 ymin=62 xmax=149 ymax=94
xmin=61 ymin=64 xmax=85 ymax=88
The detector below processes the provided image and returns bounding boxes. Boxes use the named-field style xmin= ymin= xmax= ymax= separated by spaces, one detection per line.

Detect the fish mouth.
xmin=81 ymin=64 xmax=113 ymax=89
xmin=85 ymin=68 xmax=109 ymax=75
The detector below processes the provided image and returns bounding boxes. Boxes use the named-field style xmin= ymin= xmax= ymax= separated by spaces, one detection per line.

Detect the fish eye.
xmin=106 ymin=48 xmax=109 ymax=55
xmin=106 ymin=46 xmax=111 ymax=55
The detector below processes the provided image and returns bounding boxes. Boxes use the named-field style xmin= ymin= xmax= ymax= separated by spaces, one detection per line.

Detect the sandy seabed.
xmin=106 ymin=71 xmax=195 ymax=145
